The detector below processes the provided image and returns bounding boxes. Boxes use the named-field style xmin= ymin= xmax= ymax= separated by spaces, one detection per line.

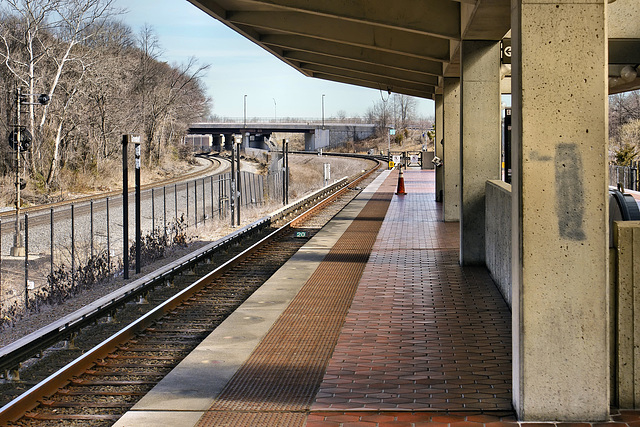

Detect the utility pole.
xmin=322 ymin=94 xmax=325 ymax=129
xmin=243 ymin=95 xmax=247 ymax=128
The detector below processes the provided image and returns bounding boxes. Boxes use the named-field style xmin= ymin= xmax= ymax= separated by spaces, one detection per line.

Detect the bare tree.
xmin=1 ymin=8 xmax=211 ymax=196
xmin=0 ymin=0 xmax=124 ymax=185
xmin=132 ymin=28 xmax=210 ymax=164
xmin=393 ymin=94 xmax=417 ymax=129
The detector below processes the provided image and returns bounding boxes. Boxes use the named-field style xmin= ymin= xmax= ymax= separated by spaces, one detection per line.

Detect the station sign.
xmin=501 ymin=38 xmax=511 ymax=64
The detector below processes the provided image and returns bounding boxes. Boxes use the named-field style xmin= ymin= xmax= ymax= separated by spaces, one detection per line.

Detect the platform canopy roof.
xmin=187 ymin=0 xmax=640 ymax=98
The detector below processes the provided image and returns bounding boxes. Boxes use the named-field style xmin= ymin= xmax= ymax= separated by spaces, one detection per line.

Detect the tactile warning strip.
xmin=311 ymin=171 xmax=512 ymax=413
xmin=196 ymin=173 xmax=397 ymax=426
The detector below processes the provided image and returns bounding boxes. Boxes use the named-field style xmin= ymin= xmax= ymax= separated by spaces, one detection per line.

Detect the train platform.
xmin=114 ymin=170 xmax=638 ymax=427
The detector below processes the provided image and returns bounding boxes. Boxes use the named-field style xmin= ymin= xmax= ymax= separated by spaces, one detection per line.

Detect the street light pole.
xmin=273 ymin=98 xmax=276 ymax=122
xmin=244 ymin=94 xmax=247 ymax=128
xmin=322 ymin=94 xmax=325 ymax=129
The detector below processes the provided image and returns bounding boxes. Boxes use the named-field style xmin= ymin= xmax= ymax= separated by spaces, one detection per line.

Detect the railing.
xmin=610 ymin=162 xmax=639 ymax=191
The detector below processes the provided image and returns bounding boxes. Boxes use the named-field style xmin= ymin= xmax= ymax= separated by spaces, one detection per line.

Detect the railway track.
xmin=0 ymin=154 xmax=225 ymax=228
xmin=0 ymin=157 xmax=382 ymax=426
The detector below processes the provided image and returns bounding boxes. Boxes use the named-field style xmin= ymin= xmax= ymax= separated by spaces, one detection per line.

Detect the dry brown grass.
xmin=330 ymin=129 xmax=432 ymax=155
xmin=0 ymin=155 xmax=205 ymax=209
xmin=287 ymin=154 xmax=372 ymax=200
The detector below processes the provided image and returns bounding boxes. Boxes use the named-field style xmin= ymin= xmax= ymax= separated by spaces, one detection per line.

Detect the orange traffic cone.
xmin=396 ymin=167 xmax=406 ymax=195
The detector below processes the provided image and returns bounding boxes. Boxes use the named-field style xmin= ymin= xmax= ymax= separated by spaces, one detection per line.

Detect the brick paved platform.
xmin=116 ymin=170 xmax=640 ymax=427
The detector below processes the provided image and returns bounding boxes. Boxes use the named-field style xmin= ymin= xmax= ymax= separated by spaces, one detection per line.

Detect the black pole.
xmin=106 ymin=197 xmax=110 ymax=268
xmin=122 ymin=135 xmax=129 ymax=280
xmin=186 ymin=181 xmax=189 ymax=226
xmin=202 ymin=178 xmax=206 ymax=223
xmin=24 ymin=213 xmax=28 ymax=311
xmin=504 ymin=108 xmax=512 ymax=184
xmin=174 ymin=183 xmax=178 ymax=225
xmin=219 ymin=176 xmax=223 ymax=219
xmin=0 ymin=219 xmax=2 ymax=302
xmin=90 ymin=200 xmax=94 ymax=258
xmin=163 ymin=186 xmax=167 ymax=238
xmin=71 ymin=205 xmax=75 ymax=288
xmin=194 ymin=179 xmax=198 ymax=228
xmin=50 ymin=208 xmax=54 ymax=279
xmin=230 ymin=143 xmax=235 ymax=227
xmin=210 ymin=176 xmax=214 ymax=219
xmin=237 ymin=143 xmax=241 ymax=226
xmin=285 ymin=140 xmax=289 ymax=205
xmin=152 ymin=188 xmax=155 ymax=231
xmin=135 ymin=141 xmax=141 ymax=274
xmin=282 ymin=140 xmax=286 ymax=205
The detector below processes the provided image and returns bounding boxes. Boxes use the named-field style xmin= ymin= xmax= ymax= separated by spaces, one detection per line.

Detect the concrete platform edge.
xmin=113 ymin=170 xmax=390 ymax=427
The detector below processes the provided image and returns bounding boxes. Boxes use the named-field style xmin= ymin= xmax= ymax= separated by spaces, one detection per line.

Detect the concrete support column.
xmin=460 ymin=41 xmax=502 ymax=265
xmin=443 ymin=78 xmax=460 ymax=222
xmin=435 ymin=94 xmax=444 ymax=202
xmin=511 ymin=0 xmax=609 ymax=421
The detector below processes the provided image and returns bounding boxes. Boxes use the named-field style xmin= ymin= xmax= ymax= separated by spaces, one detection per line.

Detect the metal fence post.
xmin=152 ymin=188 xmax=156 ymax=232
xmin=50 ymin=208 xmax=54 ymax=279
xmin=218 ymin=176 xmax=223 ymax=219
xmin=163 ymin=186 xmax=167 ymax=238
xmin=202 ymin=178 xmax=206 ymax=225
xmin=24 ymin=213 xmax=28 ymax=311
xmin=194 ymin=179 xmax=198 ymax=228
xmin=186 ymin=181 xmax=190 ymax=226
xmin=174 ymin=183 xmax=178 ymax=225
xmin=90 ymin=200 xmax=94 ymax=258
xmin=106 ymin=197 xmax=110 ymax=268
xmin=71 ymin=205 xmax=75 ymax=288
xmin=0 ymin=219 xmax=2 ymax=312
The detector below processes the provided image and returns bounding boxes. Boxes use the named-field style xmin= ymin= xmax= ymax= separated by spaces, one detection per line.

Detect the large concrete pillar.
xmin=435 ymin=94 xmax=444 ymax=202
xmin=460 ymin=41 xmax=502 ymax=265
xmin=443 ymin=78 xmax=461 ymax=222
xmin=511 ymin=0 xmax=609 ymax=421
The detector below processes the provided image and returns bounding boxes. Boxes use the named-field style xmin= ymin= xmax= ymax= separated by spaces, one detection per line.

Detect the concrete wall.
xmin=328 ymin=125 xmax=375 ymax=147
xmin=612 ymin=221 xmax=640 ymax=408
xmin=485 ymin=180 xmax=512 ymax=307
xmin=305 ymin=126 xmax=375 ymax=151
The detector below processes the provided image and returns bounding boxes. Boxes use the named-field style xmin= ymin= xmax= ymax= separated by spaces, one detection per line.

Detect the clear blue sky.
xmin=114 ymin=0 xmax=435 ymax=120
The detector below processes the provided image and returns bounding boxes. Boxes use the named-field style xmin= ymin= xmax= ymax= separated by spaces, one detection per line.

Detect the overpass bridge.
xmin=187 ymin=122 xmax=377 ymax=151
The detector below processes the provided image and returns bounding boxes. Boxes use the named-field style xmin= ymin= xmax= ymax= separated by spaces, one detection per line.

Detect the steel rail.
xmin=0 ymin=154 xmax=225 ymax=220
xmin=0 ymin=155 xmax=380 ymax=423
xmin=0 ymin=155 xmax=379 ymax=377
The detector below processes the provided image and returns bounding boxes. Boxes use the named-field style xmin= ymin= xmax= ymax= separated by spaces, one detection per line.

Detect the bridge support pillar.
xmin=511 ymin=0 xmax=609 ymax=420
xmin=442 ymin=77 xmax=461 ymax=222
xmin=434 ymin=94 xmax=444 ymax=202
xmin=460 ymin=40 xmax=502 ymax=265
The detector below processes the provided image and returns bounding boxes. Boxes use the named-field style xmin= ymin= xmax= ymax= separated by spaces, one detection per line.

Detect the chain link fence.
xmin=0 ymin=167 xmax=283 ymax=325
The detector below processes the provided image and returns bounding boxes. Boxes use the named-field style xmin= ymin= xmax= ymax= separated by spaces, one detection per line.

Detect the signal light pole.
xmin=9 ymin=87 xmax=50 ymax=257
